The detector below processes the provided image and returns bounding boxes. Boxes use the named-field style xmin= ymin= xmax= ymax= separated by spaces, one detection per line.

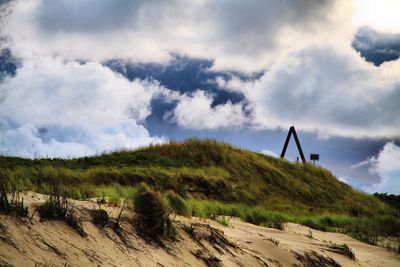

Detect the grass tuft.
xmin=134 ymin=184 xmax=169 ymax=236
xmin=216 ymin=216 xmax=230 ymax=227
xmin=91 ymin=209 xmax=109 ymax=228
xmin=164 ymin=191 xmax=191 ymax=217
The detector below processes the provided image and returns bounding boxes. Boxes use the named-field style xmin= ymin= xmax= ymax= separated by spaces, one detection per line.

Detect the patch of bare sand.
xmin=0 ymin=192 xmax=399 ymax=266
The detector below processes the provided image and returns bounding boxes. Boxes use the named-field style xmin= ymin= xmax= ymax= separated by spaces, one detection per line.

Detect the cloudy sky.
xmin=0 ymin=0 xmax=399 ymax=194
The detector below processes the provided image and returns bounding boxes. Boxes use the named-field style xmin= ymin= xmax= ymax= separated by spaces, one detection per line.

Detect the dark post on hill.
xmin=280 ymin=126 xmax=306 ymax=163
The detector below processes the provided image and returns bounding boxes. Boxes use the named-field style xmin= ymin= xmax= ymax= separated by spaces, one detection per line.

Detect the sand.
xmin=0 ymin=192 xmax=399 ymax=267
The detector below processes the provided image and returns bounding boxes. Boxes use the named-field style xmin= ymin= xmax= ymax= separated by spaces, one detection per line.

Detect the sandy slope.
xmin=0 ymin=192 xmax=399 ymax=267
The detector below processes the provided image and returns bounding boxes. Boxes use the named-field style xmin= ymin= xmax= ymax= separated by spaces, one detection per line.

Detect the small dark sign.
xmin=310 ymin=154 xmax=319 ymax=161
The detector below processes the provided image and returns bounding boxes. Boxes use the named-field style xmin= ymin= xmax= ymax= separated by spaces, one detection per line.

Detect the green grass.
xmin=164 ymin=191 xmax=191 ymax=217
xmin=0 ymin=139 xmax=392 ymax=215
xmin=0 ymin=139 xmax=398 ymax=244
xmin=185 ymin=198 xmax=400 ymax=241
xmin=95 ymin=184 xmax=138 ymax=207
xmin=216 ymin=216 xmax=230 ymax=227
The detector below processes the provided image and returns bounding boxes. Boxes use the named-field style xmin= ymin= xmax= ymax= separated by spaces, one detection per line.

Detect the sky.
xmin=0 ymin=0 xmax=399 ymax=194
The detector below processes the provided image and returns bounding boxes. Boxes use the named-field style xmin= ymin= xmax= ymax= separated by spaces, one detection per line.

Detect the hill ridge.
xmin=0 ymin=139 xmax=392 ymax=216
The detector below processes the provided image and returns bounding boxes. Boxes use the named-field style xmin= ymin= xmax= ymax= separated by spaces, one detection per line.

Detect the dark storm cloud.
xmin=0 ymin=48 xmax=20 ymax=81
xmin=35 ymin=0 xmax=334 ymax=37
xmin=104 ymin=55 xmax=260 ymax=107
xmin=36 ymin=0 xmax=148 ymax=33
xmin=0 ymin=0 xmax=12 ymax=12
xmin=207 ymin=0 xmax=334 ymax=53
xmin=352 ymin=26 xmax=400 ymax=66
xmin=14 ymin=0 xmax=343 ymax=70
xmin=0 ymin=0 xmax=14 ymax=33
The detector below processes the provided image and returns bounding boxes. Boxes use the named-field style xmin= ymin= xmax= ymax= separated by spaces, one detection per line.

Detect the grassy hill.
xmin=1 ymin=139 xmax=399 ymax=244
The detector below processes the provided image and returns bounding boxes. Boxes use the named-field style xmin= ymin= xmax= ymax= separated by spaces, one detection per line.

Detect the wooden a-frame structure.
xmin=280 ymin=126 xmax=306 ymax=163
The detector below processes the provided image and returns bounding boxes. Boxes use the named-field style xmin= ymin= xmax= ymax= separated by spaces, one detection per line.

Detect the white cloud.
xmin=0 ymin=119 xmax=165 ymax=158
xmin=168 ymin=91 xmax=248 ymax=130
xmin=219 ymin=46 xmax=400 ymax=138
xmin=352 ymin=142 xmax=400 ymax=195
xmin=261 ymin=149 xmax=278 ymax=158
xmin=338 ymin=176 xmax=348 ymax=183
xmin=362 ymin=142 xmax=400 ymax=194
xmin=0 ymin=56 xmax=170 ymax=157
xmin=215 ymin=75 xmax=256 ymax=94
xmin=373 ymin=142 xmax=400 ymax=173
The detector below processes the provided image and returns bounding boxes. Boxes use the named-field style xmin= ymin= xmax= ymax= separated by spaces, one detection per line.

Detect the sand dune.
xmin=0 ymin=192 xmax=399 ymax=266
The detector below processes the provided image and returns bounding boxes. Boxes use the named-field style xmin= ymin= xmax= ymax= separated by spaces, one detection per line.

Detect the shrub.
xmin=0 ymin=169 xmax=10 ymax=213
xmin=0 ymin=169 xmax=29 ymax=217
xmin=321 ymin=216 xmax=335 ymax=227
xmin=38 ymin=195 xmax=86 ymax=236
xmin=37 ymin=168 xmax=71 ymax=220
xmin=92 ymin=209 xmax=109 ymax=228
xmin=38 ymin=198 xmax=68 ymax=220
xmin=164 ymin=191 xmax=190 ymax=217
xmin=329 ymin=243 xmax=355 ymax=260
xmin=79 ymin=183 xmax=96 ymax=200
xmin=341 ymin=244 xmax=355 ymax=260
xmin=134 ymin=184 xmax=168 ymax=236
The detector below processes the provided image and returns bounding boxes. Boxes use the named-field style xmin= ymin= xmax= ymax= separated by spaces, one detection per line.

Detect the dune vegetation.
xmin=0 ymin=139 xmax=399 ymax=247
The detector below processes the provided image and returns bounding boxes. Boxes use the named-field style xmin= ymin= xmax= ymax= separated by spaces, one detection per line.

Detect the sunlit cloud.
xmin=353 ymin=0 xmax=400 ymax=32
